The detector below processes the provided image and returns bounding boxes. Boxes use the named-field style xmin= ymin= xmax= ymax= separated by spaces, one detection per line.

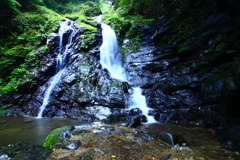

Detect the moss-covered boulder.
xmin=43 ymin=125 xmax=74 ymax=149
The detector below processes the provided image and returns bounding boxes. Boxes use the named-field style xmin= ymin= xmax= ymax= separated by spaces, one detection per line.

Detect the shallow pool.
xmin=0 ymin=116 xmax=83 ymax=147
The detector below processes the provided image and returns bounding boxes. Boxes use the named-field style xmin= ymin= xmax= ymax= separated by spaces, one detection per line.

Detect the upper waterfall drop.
xmin=100 ymin=23 xmax=126 ymax=81
xmin=37 ymin=19 xmax=76 ymax=118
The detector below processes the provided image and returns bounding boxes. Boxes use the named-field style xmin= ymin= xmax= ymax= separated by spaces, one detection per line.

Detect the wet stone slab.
xmin=45 ymin=123 xmax=240 ymax=160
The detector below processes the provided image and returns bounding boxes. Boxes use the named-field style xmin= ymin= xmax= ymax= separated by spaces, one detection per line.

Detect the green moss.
xmin=111 ymin=81 xmax=118 ymax=87
xmin=64 ymin=13 xmax=86 ymax=21
xmin=83 ymin=65 xmax=90 ymax=69
xmin=43 ymin=126 xmax=74 ymax=149
xmin=79 ymin=22 xmax=98 ymax=30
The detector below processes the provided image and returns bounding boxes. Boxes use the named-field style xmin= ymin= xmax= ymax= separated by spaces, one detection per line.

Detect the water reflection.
xmin=0 ymin=117 xmax=83 ymax=147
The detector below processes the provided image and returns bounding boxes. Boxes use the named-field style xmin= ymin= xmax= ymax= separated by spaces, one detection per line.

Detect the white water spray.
xmin=37 ymin=19 xmax=75 ymax=118
xmin=100 ymin=23 xmax=127 ymax=81
xmin=129 ymin=87 xmax=157 ymax=123
xmin=99 ymin=20 xmax=157 ymax=123
xmin=96 ymin=14 xmax=102 ymax=24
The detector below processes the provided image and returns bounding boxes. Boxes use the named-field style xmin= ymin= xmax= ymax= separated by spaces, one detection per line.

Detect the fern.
xmin=3 ymin=0 xmax=21 ymax=13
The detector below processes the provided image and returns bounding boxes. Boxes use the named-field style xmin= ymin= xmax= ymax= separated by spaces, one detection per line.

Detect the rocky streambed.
xmin=1 ymin=122 xmax=239 ymax=160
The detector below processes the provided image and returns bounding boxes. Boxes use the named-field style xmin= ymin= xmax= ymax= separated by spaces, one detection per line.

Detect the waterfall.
xmin=100 ymin=23 xmax=127 ymax=81
xmin=99 ymin=22 xmax=157 ymax=123
xmin=37 ymin=19 xmax=75 ymax=118
xmin=129 ymin=87 xmax=157 ymax=123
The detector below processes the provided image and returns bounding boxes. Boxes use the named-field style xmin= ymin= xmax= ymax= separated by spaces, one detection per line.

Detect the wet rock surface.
xmin=0 ymin=142 xmax=52 ymax=160
xmin=42 ymin=123 xmax=240 ymax=160
xmin=122 ymin=0 xmax=240 ymax=151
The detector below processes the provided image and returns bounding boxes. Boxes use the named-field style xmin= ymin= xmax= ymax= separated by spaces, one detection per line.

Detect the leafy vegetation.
xmin=0 ymin=105 xmax=12 ymax=116
xmin=0 ymin=5 xmax=63 ymax=93
xmin=2 ymin=0 xmax=22 ymax=13
xmin=99 ymin=0 xmax=112 ymax=14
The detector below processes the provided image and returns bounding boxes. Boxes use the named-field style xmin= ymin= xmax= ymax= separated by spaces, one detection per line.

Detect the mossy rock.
xmin=78 ymin=22 xmax=98 ymax=30
xmin=43 ymin=125 xmax=74 ymax=149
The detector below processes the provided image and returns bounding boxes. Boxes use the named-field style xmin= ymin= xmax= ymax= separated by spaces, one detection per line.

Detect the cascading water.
xmin=129 ymin=87 xmax=157 ymax=123
xmin=100 ymin=23 xmax=127 ymax=81
xmin=99 ymin=21 xmax=157 ymax=123
xmin=37 ymin=19 xmax=75 ymax=118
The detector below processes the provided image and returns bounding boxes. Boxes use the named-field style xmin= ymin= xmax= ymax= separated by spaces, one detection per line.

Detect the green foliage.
xmin=18 ymin=0 xmax=45 ymax=7
xmin=1 ymin=66 xmax=30 ymax=93
xmin=80 ymin=32 xmax=98 ymax=50
xmin=1 ymin=0 xmax=46 ymax=14
xmin=111 ymin=0 xmax=168 ymax=18
xmin=43 ymin=45 xmax=49 ymax=52
xmin=99 ymin=0 xmax=112 ymax=14
xmin=126 ymin=25 xmax=142 ymax=38
xmin=3 ymin=0 xmax=21 ymax=13
xmin=227 ymin=50 xmax=236 ymax=54
xmin=42 ymin=0 xmax=101 ymax=15
xmin=103 ymin=14 xmax=131 ymax=42
xmin=0 ymin=105 xmax=12 ymax=116
xmin=119 ymin=0 xmax=152 ymax=8
xmin=83 ymin=1 xmax=102 ymax=17
xmin=0 ymin=5 xmax=63 ymax=93
xmin=101 ymin=4 xmax=155 ymax=43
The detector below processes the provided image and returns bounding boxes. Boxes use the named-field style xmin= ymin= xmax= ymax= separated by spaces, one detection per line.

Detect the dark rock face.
xmin=123 ymin=1 xmax=239 ymax=122
xmin=123 ymin=0 xmax=240 ymax=151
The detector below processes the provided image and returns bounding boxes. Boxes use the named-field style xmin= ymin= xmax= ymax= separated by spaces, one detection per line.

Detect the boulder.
xmin=43 ymin=126 xmax=74 ymax=149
